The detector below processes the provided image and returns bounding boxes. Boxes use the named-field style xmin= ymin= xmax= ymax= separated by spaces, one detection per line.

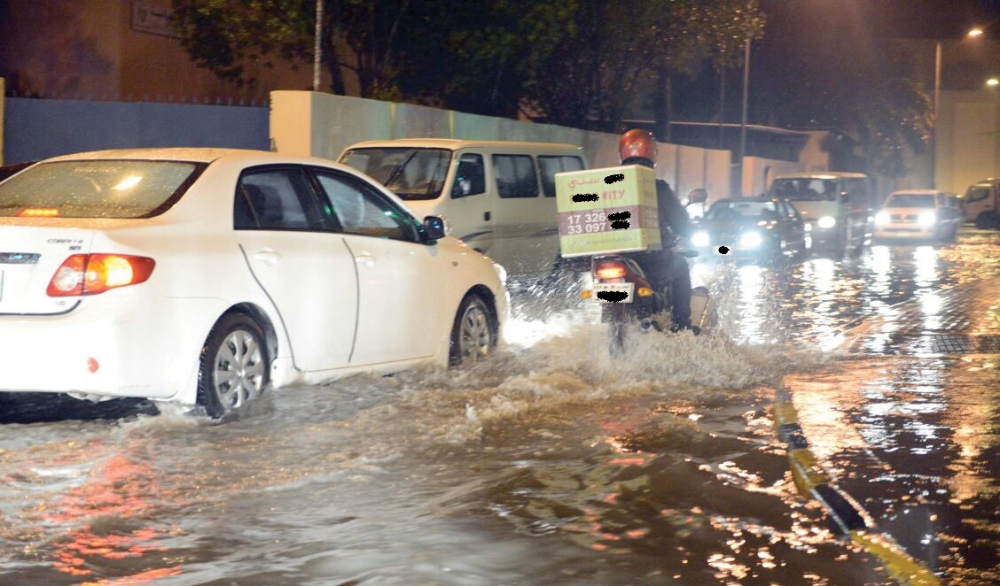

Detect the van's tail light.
xmin=594 ymin=261 xmax=628 ymax=281
xmin=47 ymin=254 xmax=156 ymax=296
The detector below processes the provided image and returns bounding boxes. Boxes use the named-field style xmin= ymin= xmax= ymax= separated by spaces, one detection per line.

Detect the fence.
xmin=269 ymin=91 xmax=733 ymax=203
xmin=2 ymin=86 xmax=735 ymax=203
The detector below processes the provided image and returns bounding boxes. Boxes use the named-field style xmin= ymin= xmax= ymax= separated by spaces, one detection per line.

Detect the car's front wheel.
xmin=197 ymin=313 xmax=269 ymax=419
xmin=449 ymin=293 xmax=497 ymax=366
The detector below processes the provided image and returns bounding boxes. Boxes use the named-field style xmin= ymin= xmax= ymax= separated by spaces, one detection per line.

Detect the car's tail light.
xmin=46 ymin=254 xmax=156 ymax=296
xmin=595 ymin=261 xmax=627 ymax=281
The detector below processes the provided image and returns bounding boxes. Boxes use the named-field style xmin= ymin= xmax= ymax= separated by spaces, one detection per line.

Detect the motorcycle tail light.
xmin=595 ymin=262 xmax=627 ymax=281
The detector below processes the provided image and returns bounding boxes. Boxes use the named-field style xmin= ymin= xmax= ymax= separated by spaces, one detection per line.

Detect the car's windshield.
xmin=706 ymin=200 xmax=780 ymax=221
xmin=0 ymin=160 xmax=202 ymax=218
xmin=339 ymin=147 xmax=451 ymax=201
xmin=768 ymin=178 xmax=839 ymax=201
xmin=886 ymin=193 xmax=935 ymax=208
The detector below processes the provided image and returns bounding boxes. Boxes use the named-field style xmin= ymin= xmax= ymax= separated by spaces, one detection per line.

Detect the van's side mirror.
xmin=687 ymin=188 xmax=708 ymax=205
xmin=423 ymin=215 xmax=448 ymax=243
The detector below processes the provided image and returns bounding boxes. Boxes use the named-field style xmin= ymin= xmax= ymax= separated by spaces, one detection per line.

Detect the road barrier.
xmin=774 ymin=379 xmax=943 ymax=586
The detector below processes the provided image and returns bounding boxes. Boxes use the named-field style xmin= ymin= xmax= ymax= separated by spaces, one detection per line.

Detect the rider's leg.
xmin=670 ymin=256 xmax=692 ymax=330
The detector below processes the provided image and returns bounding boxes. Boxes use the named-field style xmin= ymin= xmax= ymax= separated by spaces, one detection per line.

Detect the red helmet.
xmin=618 ymin=129 xmax=658 ymax=166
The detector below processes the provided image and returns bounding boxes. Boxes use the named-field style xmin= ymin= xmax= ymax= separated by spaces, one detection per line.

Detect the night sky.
xmin=670 ymin=0 xmax=1000 ymax=126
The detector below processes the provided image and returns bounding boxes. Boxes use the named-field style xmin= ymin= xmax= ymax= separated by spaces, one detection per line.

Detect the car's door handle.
xmin=253 ymin=250 xmax=281 ymax=266
xmin=355 ymin=253 xmax=376 ymax=268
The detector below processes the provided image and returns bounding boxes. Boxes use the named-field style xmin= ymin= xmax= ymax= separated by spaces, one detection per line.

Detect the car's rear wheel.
xmin=450 ymin=293 xmax=497 ymax=366
xmin=197 ymin=313 xmax=269 ymax=419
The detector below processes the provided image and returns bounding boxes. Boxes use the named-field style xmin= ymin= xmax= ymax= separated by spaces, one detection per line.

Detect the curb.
xmin=774 ymin=379 xmax=943 ymax=586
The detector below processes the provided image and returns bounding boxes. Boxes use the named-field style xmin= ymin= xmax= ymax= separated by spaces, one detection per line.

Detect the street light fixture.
xmin=737 ymin=37 xmax=751 ymax=197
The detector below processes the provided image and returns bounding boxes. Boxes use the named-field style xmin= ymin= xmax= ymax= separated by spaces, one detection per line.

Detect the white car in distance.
xmin=874 ymin=189 xmax=962 ymax=243
xmin=0 ymin=148 xmax=508 ymax=419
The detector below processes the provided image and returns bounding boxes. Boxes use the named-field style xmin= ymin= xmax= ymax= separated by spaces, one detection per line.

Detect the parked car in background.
xmin=874 ymin=189 xmax=962 ymax=242
xmin=0 ymin=148 xmax=508 ymax=420
xmin=962 ymin=178 xmax=1000 ymax=229
xmin=690 ymin=196 xmax=807 ymax=261
xmin=339 ymin=139 xmax=587 ymax=285
xmin=766 ymin=172 xmax=874 ymax=257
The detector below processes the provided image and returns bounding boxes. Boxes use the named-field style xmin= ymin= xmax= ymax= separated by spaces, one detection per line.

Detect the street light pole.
xmin=933 ymin=40 xmax=941 ymax=189
xmin=738 ymin=37 xmax=751 ymax=197
xmin=932 ymin=29 xmax=982 ymax=191
xmin=313 ymin=0 xmax=323 ymax=91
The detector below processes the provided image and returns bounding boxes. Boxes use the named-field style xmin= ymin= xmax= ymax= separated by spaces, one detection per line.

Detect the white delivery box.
xmin=554 ymin=165 xmax=661 ymax=257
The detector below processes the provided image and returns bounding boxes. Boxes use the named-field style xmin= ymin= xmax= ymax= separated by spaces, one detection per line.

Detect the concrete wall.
xmin=271 ymin=91 xmax=734 ymax=206
xmin=2 ymin=97 xmax=269 ymax=164
xmin=936 ymin=90 xmax=1000 ymax=196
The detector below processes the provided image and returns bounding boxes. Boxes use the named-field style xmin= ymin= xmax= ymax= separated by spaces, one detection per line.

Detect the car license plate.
xmin=592 ymin=282 xmax=634 ymax=303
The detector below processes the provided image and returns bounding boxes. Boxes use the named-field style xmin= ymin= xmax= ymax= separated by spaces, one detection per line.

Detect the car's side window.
xmin=314 ymin=171 xmax=420 ymax=242
xmin=234 ymin=168 xmax=327 ymax=231
xmin=538 ymin=155 xmax=585 ymax=197
xmin=451 ymin=154 xmax=486 ymax=199
xmin=493 ymin=154 xmax=539 ymax=198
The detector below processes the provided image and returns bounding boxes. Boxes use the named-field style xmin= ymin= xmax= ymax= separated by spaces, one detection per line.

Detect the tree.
xmin=170 ymin=0 xmax=420 ymax=99
xmin=168 ymin=0 xmax=768 ymax=133
xmin=516 ymin=0 xmax=765 ymax=133
xmin=753 ymin=0 xmax=930 ymax=179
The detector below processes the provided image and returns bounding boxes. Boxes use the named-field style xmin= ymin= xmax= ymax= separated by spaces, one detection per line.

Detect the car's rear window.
xmin=0 ymin=160 xmax=203 ymax=218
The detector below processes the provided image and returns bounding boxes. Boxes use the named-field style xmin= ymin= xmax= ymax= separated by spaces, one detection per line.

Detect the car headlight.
xmin=740 ymin=231 xmax=763 ymax=248
xmin=875 ymin=211 xmax=890 ymax=225
xmin=691 ymin=231 xmax=710 ymax=247
xmin=817 ymin=216 xmax=836 ymax=229
xmin=918 ymin=211 xmax=936 ymax=226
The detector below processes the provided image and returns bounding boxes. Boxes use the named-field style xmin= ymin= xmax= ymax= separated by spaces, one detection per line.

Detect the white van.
xmin=338 ymin=139 xmax=588 ymax=283
xmin=766 ymin=172 xmax=874 ymax=257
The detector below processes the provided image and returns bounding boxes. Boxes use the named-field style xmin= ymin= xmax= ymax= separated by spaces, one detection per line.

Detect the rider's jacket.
xmin=630 ymin=180 xmax=693 ymax=290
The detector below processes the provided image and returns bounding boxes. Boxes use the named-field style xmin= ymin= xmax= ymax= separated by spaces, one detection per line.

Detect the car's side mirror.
xmin=423 ymin=215 xmax=448 ymax=243
xmin=687 ymin=188 xmax=708 ymax=206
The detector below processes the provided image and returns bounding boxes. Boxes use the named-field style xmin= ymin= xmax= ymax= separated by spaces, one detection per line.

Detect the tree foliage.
xmin=754 ymin=2 xmax=930 ymax=178
xmin=170 ymin=0 xmax=419 ymax=99
xmin=169 ymin=0 xmax=764 ymax=129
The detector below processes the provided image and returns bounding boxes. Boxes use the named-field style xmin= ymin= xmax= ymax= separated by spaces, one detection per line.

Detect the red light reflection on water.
xmin=38 ymin=454 xmax=184 ymax=581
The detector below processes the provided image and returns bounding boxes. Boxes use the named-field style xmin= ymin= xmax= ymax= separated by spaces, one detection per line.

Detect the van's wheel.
xmin=450 ymin=293 xmax=497 ymax=366
xmin=197 ymin=313 xmax=269 ymax=419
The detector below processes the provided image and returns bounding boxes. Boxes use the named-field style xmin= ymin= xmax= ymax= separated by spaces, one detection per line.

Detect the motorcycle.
xmin=584 ymin=247 xmax=712 ymax=356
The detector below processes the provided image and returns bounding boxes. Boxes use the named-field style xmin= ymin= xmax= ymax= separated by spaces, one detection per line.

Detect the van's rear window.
xmin=0 ymin=160 xmax=203 ymax=218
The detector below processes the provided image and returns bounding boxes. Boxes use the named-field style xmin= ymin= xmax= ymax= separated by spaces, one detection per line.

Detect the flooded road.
xmin=2 ymin=229 xmax=999 ymax=585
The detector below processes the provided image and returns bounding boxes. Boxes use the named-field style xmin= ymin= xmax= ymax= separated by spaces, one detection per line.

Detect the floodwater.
xmin=2 ymin=231 xmax=999 ymax=585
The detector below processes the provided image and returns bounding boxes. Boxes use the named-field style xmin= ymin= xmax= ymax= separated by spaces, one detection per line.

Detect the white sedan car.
xmin=0 ymin=148 xmax=508 ymax=419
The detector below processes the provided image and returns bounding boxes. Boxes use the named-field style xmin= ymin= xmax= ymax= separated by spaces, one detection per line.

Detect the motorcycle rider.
xmin=617 ymin=129 xmax=696 ymax=332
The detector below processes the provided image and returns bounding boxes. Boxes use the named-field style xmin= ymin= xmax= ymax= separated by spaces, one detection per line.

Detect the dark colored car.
xmin=690 ymin=197 xmax=808 ymax=261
